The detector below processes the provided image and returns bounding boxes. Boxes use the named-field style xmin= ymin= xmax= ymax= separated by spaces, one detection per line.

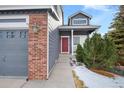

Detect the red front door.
xmin=61 ymin=37 xmax=69 ymax=53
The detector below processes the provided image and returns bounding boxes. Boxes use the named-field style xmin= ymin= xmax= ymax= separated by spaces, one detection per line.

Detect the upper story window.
xmin=72 ymin=18 xmax=87 ymax=25
xmin=0 ymin=18 xmax=26 ymax=23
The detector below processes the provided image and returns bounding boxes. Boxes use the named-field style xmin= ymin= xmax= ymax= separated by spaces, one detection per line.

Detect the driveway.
xmin=0 ymin=61 xmax=75 ymax=88
xmin=0 ymin=77 xmax=27 ymax=88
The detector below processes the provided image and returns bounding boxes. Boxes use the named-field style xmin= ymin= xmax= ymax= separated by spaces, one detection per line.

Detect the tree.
xmin=81 ymin=33 xmax=117 ymax=70
xmin=102 ymin=34 xmax=118 ymax=69
xmin=108 ymin=5 xmax=124 ymax=65
xmin=76 ymin=44 xmax=84 ymax=62
xmin=82 ymin=33 xmax=105 ymax=69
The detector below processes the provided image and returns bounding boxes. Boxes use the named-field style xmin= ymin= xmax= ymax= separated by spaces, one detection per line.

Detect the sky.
xmin=63 ymin=5 xmax=119 ymax=35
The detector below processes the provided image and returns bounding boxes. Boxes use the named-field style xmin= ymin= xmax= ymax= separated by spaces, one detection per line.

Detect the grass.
xmin=72 ymin=70 xmax=87 ymax=88
xmin=90 ymin=68 xmax=115 ymax=78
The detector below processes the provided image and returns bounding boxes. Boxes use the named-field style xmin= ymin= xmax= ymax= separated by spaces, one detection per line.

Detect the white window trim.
xmin=0 ymin=15 xmax=29 ymax=30
xmin=73 ymin=35 xmax=80 ymax=45
xmin=61 ymin=36 xmax=70 ymax=54
xmin=73 ymin=35 xmax=81 ymax=54
xmin=0 ymin=15 xmax=29 ymax=23
xmin=72 ymin=18 xmax=87 ymax=25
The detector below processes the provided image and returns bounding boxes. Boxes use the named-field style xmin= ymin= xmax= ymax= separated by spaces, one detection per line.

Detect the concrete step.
xmin=58 ymin=54 xmax=72 ymax=63
xmin=59 ymin=54 xmax=71 ymax=58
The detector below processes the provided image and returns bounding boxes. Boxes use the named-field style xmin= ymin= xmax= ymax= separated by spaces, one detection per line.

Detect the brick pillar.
xmin=28 ymin=13 xmax=48 ymax=80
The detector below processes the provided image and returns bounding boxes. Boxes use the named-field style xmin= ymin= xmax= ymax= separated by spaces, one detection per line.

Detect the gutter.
xmin=0 ymin=5 xmax=60 ymax=21
xmin=51 ymin=6 xmax=60 ymax=21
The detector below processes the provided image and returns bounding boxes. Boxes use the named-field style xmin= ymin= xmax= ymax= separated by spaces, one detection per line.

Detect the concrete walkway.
xmin=23 ymin=61 xmax=75 ymax=88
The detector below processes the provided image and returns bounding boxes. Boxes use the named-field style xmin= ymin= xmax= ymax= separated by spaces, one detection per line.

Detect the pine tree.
xmin=108 ymin=5 xmax=124 ymax=65
xmin=103 ymin=34 xmax=117 ymax=69
xmin=82 ymin=33 xmax=117 ymax=69
xmin=76 ymin=44 xmax=84 ymax=62
xmin=82 ymin=33 xmax=105 ymax=69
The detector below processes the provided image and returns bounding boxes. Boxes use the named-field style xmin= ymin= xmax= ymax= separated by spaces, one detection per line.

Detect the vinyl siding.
xmin=73 ymin=35 xmax=88 ymax=54
xmin=48 ymin=12 xmax=62 ymax=72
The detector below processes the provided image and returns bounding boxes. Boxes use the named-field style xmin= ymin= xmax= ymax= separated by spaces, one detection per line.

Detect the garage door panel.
xmin=0 ymin=30 xmax=28 ymax=76
xmin=3 ymin=67 xmax=27 ymax=76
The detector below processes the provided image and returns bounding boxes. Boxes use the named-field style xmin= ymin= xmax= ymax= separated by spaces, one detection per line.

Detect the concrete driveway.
xmin=0 ymin=77 xmax=27 ymax=88
xmin=0 ymin=60 xmax=75 ymax=88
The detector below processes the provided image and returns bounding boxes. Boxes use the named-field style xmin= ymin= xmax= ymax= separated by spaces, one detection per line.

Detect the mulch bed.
xmin=90 ymin=68 xmax=120 ymax=78
xmin=72 ymin=70 xmax=86 ymax=88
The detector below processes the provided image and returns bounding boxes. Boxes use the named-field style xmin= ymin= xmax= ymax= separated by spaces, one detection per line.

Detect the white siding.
xmin=80 ymin=35 xmax=87 ymax=46
xmin=73 ymin=35 xmax=87 ymax=53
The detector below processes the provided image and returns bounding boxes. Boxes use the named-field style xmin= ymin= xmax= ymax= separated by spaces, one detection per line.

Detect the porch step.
xmin=58 ymin=54 xmax=72 ymax=63
xmin=57 ymin=54 xmax=77 ymax=63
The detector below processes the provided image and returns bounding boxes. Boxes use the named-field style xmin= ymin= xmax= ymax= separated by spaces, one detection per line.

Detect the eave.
xmin=58 ymin=25 xmax=100 ymax=33
xmin=0 ymin=5 xmax=60 ymax=21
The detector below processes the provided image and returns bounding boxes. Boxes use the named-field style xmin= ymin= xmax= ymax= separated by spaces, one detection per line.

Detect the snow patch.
xmin=73 ymin=66 xmax=124 ymax=88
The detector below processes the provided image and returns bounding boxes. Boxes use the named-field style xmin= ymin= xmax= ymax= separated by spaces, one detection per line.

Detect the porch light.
xmin=32 ymin=23 xmax=41 ymax=33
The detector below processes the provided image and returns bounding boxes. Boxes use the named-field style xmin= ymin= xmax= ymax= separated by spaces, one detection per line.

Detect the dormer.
xmin=68 ymin=11 xmax=92 ymax=26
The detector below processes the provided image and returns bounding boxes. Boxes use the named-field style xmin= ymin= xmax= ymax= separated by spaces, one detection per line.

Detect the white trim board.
xmin=0 ymin=14 xmax=29 ymax=29
xmin=47 ymin=11 xmax=49 ymax=79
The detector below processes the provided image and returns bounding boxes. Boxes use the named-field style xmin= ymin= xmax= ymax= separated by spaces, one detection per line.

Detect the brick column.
xmin=28 ymin=13 xmax=48 ymax=80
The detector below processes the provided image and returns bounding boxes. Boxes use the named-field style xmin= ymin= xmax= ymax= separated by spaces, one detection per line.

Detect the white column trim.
xmin=71 ymin=29 xmax=74 ymax=55
xmin=47 ymin=11 xmax=49 ymax=79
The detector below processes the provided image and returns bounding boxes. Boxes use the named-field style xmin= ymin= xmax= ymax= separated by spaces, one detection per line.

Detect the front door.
xmin=61 ymin=36 xmax=69 ymax=53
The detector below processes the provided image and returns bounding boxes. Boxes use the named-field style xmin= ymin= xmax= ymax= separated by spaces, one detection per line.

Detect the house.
xmin=59 ymin=11 xmax=100 ymax=55
xmin=0 ymin=5 xmax=99 ymax=80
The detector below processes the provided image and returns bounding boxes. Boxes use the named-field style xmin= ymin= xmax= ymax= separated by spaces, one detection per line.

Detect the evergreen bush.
xmin=75 ymin=33 xmax=117 ymax=70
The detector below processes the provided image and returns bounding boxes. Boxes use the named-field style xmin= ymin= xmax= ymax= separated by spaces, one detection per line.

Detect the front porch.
xmin=58 ymin=25 xmax=99 ymax=55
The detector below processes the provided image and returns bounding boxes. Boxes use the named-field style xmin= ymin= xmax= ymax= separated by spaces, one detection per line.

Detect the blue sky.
xmin=63 ymin=5 xmax=119 ymax=35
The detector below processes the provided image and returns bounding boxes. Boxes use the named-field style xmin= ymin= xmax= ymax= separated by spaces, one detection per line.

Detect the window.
xmin=20 ymin=31 xmax=26 ymax=38
xmin=0 ymin=18 xmax=26 ymax=23
xmin=73 ymin=36 xmax=80 ymax=45
xmin=6 ymin=32 xmax=15 ymax=38
xmin=72 ymin=18 xmax=87 ymax=25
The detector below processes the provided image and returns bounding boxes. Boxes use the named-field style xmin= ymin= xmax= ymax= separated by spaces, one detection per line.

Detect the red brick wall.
xmin=28 ymin=13 xmax=48 ymax=80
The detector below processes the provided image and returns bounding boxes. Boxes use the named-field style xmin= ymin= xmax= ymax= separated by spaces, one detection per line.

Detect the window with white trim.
xmin=73 ymin=36 xmax=80 ymax=45
xmin=72 ymin=18 xmax=87 ymax=25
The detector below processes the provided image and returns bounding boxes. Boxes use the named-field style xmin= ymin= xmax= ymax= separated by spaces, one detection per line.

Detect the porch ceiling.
xmin=58 ymin=25 xmax=100 ymax=33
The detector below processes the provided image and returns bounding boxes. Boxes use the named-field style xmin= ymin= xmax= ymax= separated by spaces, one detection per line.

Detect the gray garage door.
xmin=0 ymin=30 xmax=28 ymax=76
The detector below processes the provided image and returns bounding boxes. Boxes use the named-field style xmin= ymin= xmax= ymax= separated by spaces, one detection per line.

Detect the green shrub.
xmin=82 ymin=33 xmax=103 ymax=68
xmin=81 ymin=33 xmax=117 ymax=70
xmin=76 ymin=44 xmax=84 ymax=62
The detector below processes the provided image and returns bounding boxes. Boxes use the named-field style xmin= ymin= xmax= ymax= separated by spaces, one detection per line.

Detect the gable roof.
xmin=68 ymin=11 xmax=92 ymax=20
